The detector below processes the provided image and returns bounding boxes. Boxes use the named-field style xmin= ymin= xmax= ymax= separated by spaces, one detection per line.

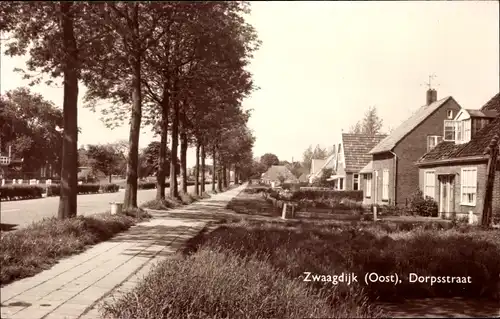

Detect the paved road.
xmin=0 ymin=186 xmax=197 ymax=229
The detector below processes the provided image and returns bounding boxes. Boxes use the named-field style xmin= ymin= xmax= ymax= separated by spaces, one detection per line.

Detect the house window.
xmin=447 ymin=109 xmax=454 ymax=119
xmin=353 ymin=174 xmax=359 ymax=190
xmin=461 ymin=167 xmax=477 ymax=206
xmin=365 ymin=173 xmax=372 ymax=198
xmin=444 ymin=120 xmax=463 ymax=141
xmin=444 ymin=120 xmax=456 ymax=141
xmin=339 ymin=178 xmax=344 ymax=190
xmin=424 ymin=170 xmax=435 ymax=199
xmin=382 ymin=169 xmax=389 ymax=201
xmin=427 ymin=135 xmax=443 ymax=151
xmin=456 ymin=121 xmax=464 ymax=142
xmin=463 ymin=119 xmax=471 ymax=142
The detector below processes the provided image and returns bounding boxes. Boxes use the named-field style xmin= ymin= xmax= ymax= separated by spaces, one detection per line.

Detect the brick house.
xmin=415 ymin=92 xmax=500 ymax=223
xmin=311 ymin=133 xmax=386 ymax=191
xmin=367 ymin=89 xmax=462 ymax=206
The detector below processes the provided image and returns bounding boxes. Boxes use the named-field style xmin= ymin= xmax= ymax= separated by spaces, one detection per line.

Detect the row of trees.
xmin=1 ymin=1 xmax=259 ymax=218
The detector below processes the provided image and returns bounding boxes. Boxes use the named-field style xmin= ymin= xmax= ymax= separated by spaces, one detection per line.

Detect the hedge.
xmin=291 ymin=189 xmax=363 ymax=202
xmin=0 ymin=185 xmax=44 ymax=200
xmin=137 ymin=180 xmax=213 ymax=190
xmin=267 ymin=189 xmax=363 ymax=203
xmin=46 ymin=183 xmax=120 ymax=196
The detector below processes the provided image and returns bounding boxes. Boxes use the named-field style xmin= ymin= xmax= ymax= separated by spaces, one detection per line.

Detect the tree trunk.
xmin=122 ymin=7 xmax=142 ymax=211
xmin=217 ymin=167 xmax=222 ymax=192
xmin=195 ymin=142 xmax=200 ymax=195
xmin=58 ymin=1 xmax=79 ymax=219
xmin=156 ymin=94 xmax=169 ymax=200
xmin=217 ymin=149 xmax=222 ymax=192
xmin=234 ymin=166 xmax=239 ymax=184
xmin=123 ymin=55 xmax=142 ymax=210
xmin=180 ymin=113 xmax=188 ymax=194
xmin=169 ymin=81 xmax=179 ymax=199
xmin=201 ymin=143 xmax=206 ymax=193
xmin=212 ymin=145 xmax=216 ymax=192
xmin=108 ymin=174 xmax=112 ymax=183
xmin=222 ymin=164 xmax=228 ymax=188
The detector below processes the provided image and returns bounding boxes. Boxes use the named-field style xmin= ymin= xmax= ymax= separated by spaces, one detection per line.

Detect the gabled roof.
xmin=481 ymin=92 xmax=500 ymax=113
xmin=370 ymin=96 xmax=454 ymax=154
xmin=261 ymin=165 xmax=298 ymax=182
xmin=418 ymin=93 xmax=500 ymax=164
xmin=310 ymin=159 xmax=326 ymax=175
xmin=312 ymin=153 xmax=336 ymax=179
xmin=342 ymin=133 xmax=387 ymax=172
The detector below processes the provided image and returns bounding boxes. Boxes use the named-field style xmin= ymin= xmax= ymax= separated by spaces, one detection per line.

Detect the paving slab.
xmin=1 ymin=185 xmax=246 ymax=319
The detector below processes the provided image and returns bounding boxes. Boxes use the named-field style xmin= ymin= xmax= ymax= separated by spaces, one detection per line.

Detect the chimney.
xmin=426 ymin=89 xmax=437 ymax=105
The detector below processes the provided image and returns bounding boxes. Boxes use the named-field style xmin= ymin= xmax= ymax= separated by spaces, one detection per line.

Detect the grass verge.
xmin=102 ymin=189 xmax=500 ymax=318
xmin=101 ymin=247 xmax=382 ymax=318
xmin=0 ymin=209 xmax=151 ymax=286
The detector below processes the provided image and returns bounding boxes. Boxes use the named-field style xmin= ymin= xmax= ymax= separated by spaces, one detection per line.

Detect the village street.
xmin=1 ymin=186 xmax=196 ymax=230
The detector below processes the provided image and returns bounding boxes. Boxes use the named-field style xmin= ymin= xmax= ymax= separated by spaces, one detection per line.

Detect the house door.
xmin=439 ymin=175 xmax=455 ymax=216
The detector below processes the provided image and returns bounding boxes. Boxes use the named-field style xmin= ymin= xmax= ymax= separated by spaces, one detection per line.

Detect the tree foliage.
xmin=140 ymin=141 xmax=179 ymax=178
xmin=1 ymin=1 xmax=261 ymax=212
xmin=86 ymin=144 xmax=124 ymax=183
xmin=260 ymin=153 xmax=279 ymax=169
xmin=302 ymin=144 xmax=328 ymax=172
xmin=0 ymin=88 xmax=63 ymax=176
xmin=349 ymin=105 xmax=384 ymax=135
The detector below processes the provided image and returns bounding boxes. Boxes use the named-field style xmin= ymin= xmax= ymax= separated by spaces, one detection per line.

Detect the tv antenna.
xmin=421 ymin=74 xmax=439 ymax=90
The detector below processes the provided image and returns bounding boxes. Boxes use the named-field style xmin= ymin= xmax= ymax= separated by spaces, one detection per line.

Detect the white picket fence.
xmin=1 ymin=179 xmax=53 ymax=186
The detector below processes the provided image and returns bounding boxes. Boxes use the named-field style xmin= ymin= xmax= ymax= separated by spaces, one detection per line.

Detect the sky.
xmin=1 ymin=1 xmax=499 ymax=167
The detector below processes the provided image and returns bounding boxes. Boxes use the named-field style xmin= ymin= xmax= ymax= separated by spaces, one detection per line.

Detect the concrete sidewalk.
xmin=1 ymin=185 xmax=246 ymax=319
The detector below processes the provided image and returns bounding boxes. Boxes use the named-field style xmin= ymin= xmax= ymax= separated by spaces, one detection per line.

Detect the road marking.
xmin=1 ymin=209 xmax=20 ymax=213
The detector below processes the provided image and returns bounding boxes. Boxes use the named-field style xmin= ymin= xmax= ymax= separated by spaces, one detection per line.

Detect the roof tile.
xmin=342 ymin=133 xmax=387 ymax=171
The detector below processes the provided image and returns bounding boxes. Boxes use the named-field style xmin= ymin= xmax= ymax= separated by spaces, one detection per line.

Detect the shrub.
xmin=406 ymin=190 xmax=438 ymax=217
xmin=101 ymin=248 xmax=382 ymax=319
xmin=0 ymin=185 xmax=43 ymax=200
xmin=137 ymin=182 xmax=156 ymax=190
xmin=141 ymin=198 xmax=180 ymax=210
xmin=281 ymin=183 xmax=303 ymax=191
xmin=243 ymin=186 xmax=271 ymax=194
xmin=99 ymin=183 xmax=120 ymax=193
xmin=46 ymin=183 xmax=103 ymax=196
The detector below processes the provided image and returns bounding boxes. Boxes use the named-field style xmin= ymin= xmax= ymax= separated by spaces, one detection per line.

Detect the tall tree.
xmin=260 ymin=153 xmax=279 ymax=169
xmin=349 ymin=105 xmax=384 ymax=135
xmin=83 ymin=2 xmax=172 ymax=210
xmin=1 ymin=2 xmax=108 ymax=218
xmin=86 ymin=144 xmax=123 ymax=183
xmin=0 ymin=88 xmax=63 ymax=176
xmin=302 ymin=144 xmax=328 ymax=171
